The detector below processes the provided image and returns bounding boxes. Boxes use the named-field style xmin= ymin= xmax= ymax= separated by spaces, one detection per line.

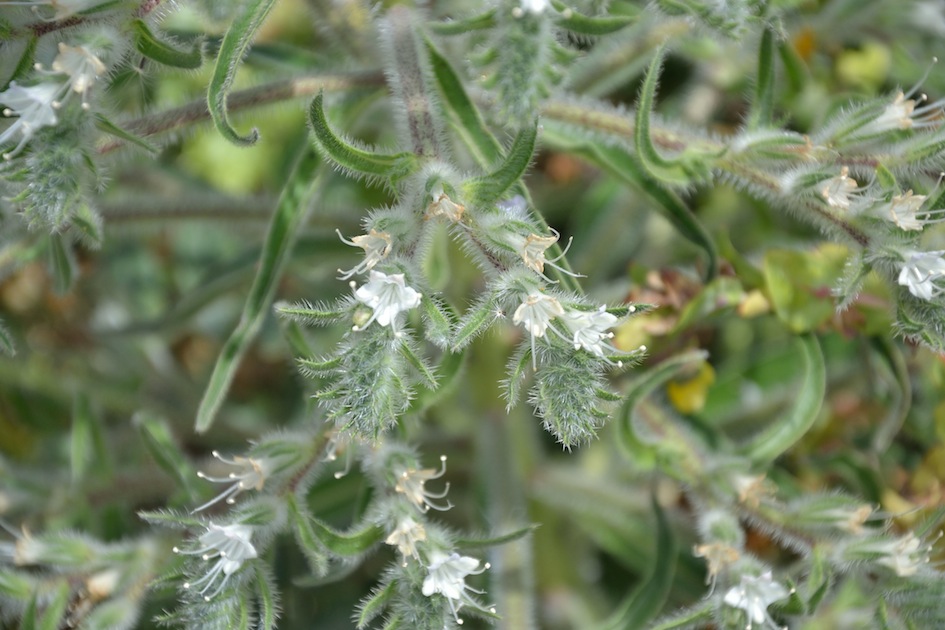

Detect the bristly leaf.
xmin=253 ymin=564 xmax=281 ymax=630
xmin=747 ymin=28 xmax=776 ymax=131
xmin=454 ymin=524 xmax=539 ymax=549
xmin=738 ymin=334 xmax=825 ymax=463
xmin=428 ymin=9 xmax=497 ymax=35
xmin=356 ymin=580 xmax=396 ymax=629
xmin=463 ymin=121 xmax=538 ymax=207
xmin=134 ymin=413 xmax=200 ymax=501
xmin=195 ymin=150 xmax=321 ymax=433
xmin=208 ymin=0 xmax=278 ymax=145
xmin=132 ymin=20 xmax=203 ymax=69
xmin=276 ymin=299 xmax=349 ymax=327
xmin=308 ymin=93 xmax=418 ymax=186
xmin=551 ymin=1 xmax=635 ymax=36
xmin=93 ymin=114 xmax=158 ymax=154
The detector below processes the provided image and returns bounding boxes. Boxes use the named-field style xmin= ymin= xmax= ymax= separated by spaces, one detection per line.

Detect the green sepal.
xmin=777 ymin=38 xmax=808 ymax=93
xmin=454 ymin=524 xmax=539 ymax=549
xmin=297 ymin=355 xmax=343 ymax=377
xmin=134 ymin=412 xmax=200 ymax=500
xmin=93 ymin=114 xmax=158 ymax=154
xmin=137 ymin=508 xmax=207 ymax=530
xmin=503 ymin=343 xmax=532 ymax=409
xmin=428 ymin=9 xmax=496 ymax=35
xmin=276 ymin=299 xmax=348 ymax=327
xmin=737 ymin=334 xmax=825 ymax=464
xmin=550 ymin=1 xmax=635 ymax=35
xmin=635 ymin=47 xmax=719 ymax=186
xmin=208 ymin=0 xmax=278 ymax=145
xmin=409 ymin=348 xmax=465 ymax=414
xmin=399 ymin=341 xmax=438 ymax=389
xmin=596 ymin=495 xmax=676 ymax=630
xmin=0 ymin=569 xmax=34 ymax=601
xmin=463 ymin=121 xmax=538 ymax=207
xmin=132 ymin=20 xmax=203 ymax=69
xmin=421 ymin=296 xmax=455 ymax=349
xmin=287 ymin=496 xmax=330 ymax=576
xmin=874 ymin=163 xmax=897 ymax=190
xmin=805 ymin=547 xmax=831 ymax=613
xmin=357 ymin=580 xmax=396 ymax=629
xmin=747 ymin=28 xmax=775 ymax=130
xmin=46 ymin=233 xmax=76 ymax=294
xmin=308 ymin=93 xmax=417 ymax=185
xmin=451 ymin=295 xmax=499 ymax=351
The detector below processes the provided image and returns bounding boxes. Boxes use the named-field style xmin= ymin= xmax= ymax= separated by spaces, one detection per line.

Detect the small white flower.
xmin=862 ymin=90 xmax=945 ymax=136
xmin=885 ymin=190 xmax=945 ymax=231
xmin=426 ymin=183 xmax=465 ymax=223
xmin=693 ymin=543 xmax=740 ymax=590
xmin=506 ymin=228 xmax=584 ymax=281
xmin=820 ymin=166 xmax=859 ymax=209
xmin=847 ymin=532 xmax=935 ymax=577
xmin=336 ymin=228 xmax=393 ymax=280
xmin=173 ymin=523 xmax=257 ymax=601
xmin=513 ymin=292 xmax=564 ymax=368
xmin=0 ymin=82 xmax=61 ymax=159
xmin=50 ymin=43 xmax=106 ymax=109
xmin=514 ymin=0 xmax=550 ymax=16
xmin=560 ymin=305 xmax=626 ymax=364
xmin=385 ymin=516 xmax=426 ymax=563
xmin=422 ymin=550 xmax=492 ymax=625
xmin=723 ymin=571 xmax=790 ymax=630
xmin=898 ymin=250 xmax=945 ymax=300
xmin=352 ymin=270 xmax=422 ymax=333
xmin=394 ymin=455 xmax=452 ymax=513
xmin=192 ymin=451 xmax=270 ymax=513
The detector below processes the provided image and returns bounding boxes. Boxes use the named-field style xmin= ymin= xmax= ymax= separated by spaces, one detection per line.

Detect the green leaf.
xmin=11 ymin=36 xmax=38 ymax=84
xmin=777 ymin=38 xmax=808 ymax=93
xmin=428 ymin=10 xmax=496 ymax=35
xmin=275 ymin=300 xmax=347 ymax=327
xmin=207 ymin=0 xmax=278 ymax=145
xmin=357 ymin=581 xmax=396 ymax=629
xmin=70 ymin=393 xmax=96 ymax=482
xmin=551 ymin=1 xmax=635 ymax=35
xmin=425 ymin=38 xmax=502 ymax=167
xmin=408 ymin=348 xmax=465 ymax=414
xmin=93 ymin=114 xmax=158 ymax=153
xmin=597 ymin=496 xmax=676 ymax=630
xmin=463 ymin=121 xmax=538 ymax=206
xmin=253 ymin=564 xmax=280 ymax=630
xmin=21 ymin=593 xmax=38 ymax=630
xmin=132 ymin=20 xmax=203 ymax=69
xmin=134 ymin=412 xmax=199 ymax=499
xmin=874 ymin=163 xmax=897 ymax=190
xmin=195 ymin=150 xmax=322 ymax=433
xmin=46 ymin=234 xmax=75 ymax=294
xmin=451 ymin=295 xmax=499 ymax=351
xmin=287 ymin=495 xmax=383 ymax=557
xmin=738 ymin=334 xmax=825 ymax=463
xmin=38 ymin=582 xmax=70 ymax=630
xmin=454 ymin=524 xmax=539 ymax=549
xmin=399 ymin=340 xmax=437 ymax=389
xmin=308 ymin=93 xmax=417 ymax=184
xmin=747 ymin=28 xmax=776 ymax=130
xmin=0 ymin=318 xmax=14 ymax=356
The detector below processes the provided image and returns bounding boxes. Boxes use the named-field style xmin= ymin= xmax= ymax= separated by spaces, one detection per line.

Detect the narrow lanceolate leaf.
xmin=597 ymin=496 xmax=676 ymax=630
xmin=308 ymin=93 xmax=417 ymax=184
xmin=0 ymin=318 xmax=14 ymax=356
xmin=357 ymin=581 xmax=396 ymax=629
xmin=399 ymin=341 xmax=437 ymax=389
xmin=287 ymin=496 xmax=383 ymax=557
xmin=195 ymin=150 xmax=322 ymax=433
xmin=425 ymin=38 xmax=502 ymax=167
xmin=463 ymin=121 xmax=538 ymax=206
xmin=38 ymin=582 xmax=71 ymax=630
xmin=454 ymin=524 xmax=539 ymax=549
xmin=47 ymin=234 xmax=75 ymax=294
xmin=747 ymin=28 xmax=775 ymax=130
xmin=451 ymin=296 xmax=499 ymax=351
xmin=11 ymin=36 xmax=38 ymax=83
xmin=132 ymin=20 xmax=203 ymax=69
xmin=135 ymin=413 xmax=200 ymax=498
xmin=428 ymin=9 xmax=497 ymax=35
xmin=70 ymin=393 xmax=95 ymax=482
xmin=275 ymin=299 xmax=347 ymax=327
xmin=253 ymin=564 xmax=281 ymax=630
xmin=636 ymin=47 xmax=720 ymax=186
xmin=93 ymin=114 xmax=158 ymax=154
xmin=408 ymin=349 xmax=464 ymax=414
xmin=739 ymin=334 xmax=825 ymax=463
xmin=551 ymin=1 xmax=635 ymax=35
xmin=208 ymin=0 xmax=278 ymax=145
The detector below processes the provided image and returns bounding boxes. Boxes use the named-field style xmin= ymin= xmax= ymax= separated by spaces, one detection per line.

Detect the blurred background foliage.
xmin=3 ymin=0 xmax=945 ymax=628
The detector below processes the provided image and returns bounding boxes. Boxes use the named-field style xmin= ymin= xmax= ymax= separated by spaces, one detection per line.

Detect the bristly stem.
xmin=382 ymin=6 xmax=444 ymax=160
xmin=97 ymin=73 xmax=384 ymax=154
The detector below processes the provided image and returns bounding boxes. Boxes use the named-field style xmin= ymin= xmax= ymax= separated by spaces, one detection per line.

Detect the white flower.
xmin=506 ymin=228 xmax=584 ymax=281
xmin=885 ymin=190 xmax=945 ymax=231
xmin=192 ymin=451 xmax=270 ymax=513
xmin=862 ymin=90 xmax=944 ymax=136
xmin=50 ymin=43 xmax=106 ymax=109
xmin=352 ymin=270 xmax=422 ymax=333
xmin=394 ymin=455 xmax=452 ymax=513
xmin=847 ymin=532 xmax=933 ymax=577
xmin=173 ymin=523 xmax=257 ymax=601
xmin=820 ymin=166 xmax=859 ymax=209
xmin=422 ymin=550 xmax=492 ymax=625
xmin=559 ymin=305 xmax=632 ymax=365
xmin=0 ymin=82 xmax=60 ymax=159
xmin=723 ymin=571 xmax=790 ymax=629
xmin=514 ymin=0 xmax=550 ymax=16
xmin=898 ymin=250 xmax=945 ymax=300
xmin=336 ymin=228 xmax=392 ymax=280
xmin=693 ymin=543 xmax=740 ymax=589
xmin=513 ymin=292 xmax=564 ymax=368
xmin=385 ymin=517 xmax=426 ymax=563
xmin=426 ymin=183 xmax=465 ymax=223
